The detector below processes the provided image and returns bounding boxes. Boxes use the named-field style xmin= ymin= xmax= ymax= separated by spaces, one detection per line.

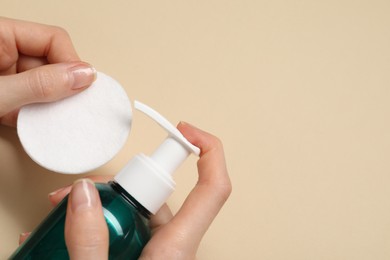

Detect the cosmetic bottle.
xmin=10 ymin=101 xmax=200 ymax=260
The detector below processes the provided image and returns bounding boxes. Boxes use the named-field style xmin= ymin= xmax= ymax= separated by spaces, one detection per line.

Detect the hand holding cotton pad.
xmin=17 ymin=72 xmax=132 ymax=174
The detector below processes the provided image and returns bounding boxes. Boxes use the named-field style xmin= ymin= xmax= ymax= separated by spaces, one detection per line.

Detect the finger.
xmin=152 ymin=122 xmax=231 ymax=251
xmin=0 ymin=61 xmax=96 ymax=118
xmin=48 ymin=175 xmax=113 ymax=206
xmin=65 ymin=179 xmax=108 ymax=259
xmin=48 ymin=185 xmax=72 ymax=206
xmin=149 ymin=204 xmax=174 ymax=231
xmin=9 ymin=17 xmax=79 ymax=63
xmin=0 ymin=17 xmax=79 ymax=72
xmin=0 ymin=108 xmax=19 ymax=127
xmin=18 ymin=232 xmax=31 ymax=245
xmin=0 ymin=55 xmax=48 ymax=76
xmin=177 ymin=121 xmax=232 ymax=216
xmin=17 ymin=54 xmax=48 ymax=72
xmin=0 ymin=18 xmax=18 ymax=72
xmin=0 ymin=63 xmax=17 ymax=76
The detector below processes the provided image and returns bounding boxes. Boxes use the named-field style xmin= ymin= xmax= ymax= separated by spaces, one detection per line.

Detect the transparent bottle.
xmin=10 ymin=101 xmax=200 ymax=260
xmin=10 ymin=181 xmax=151 ymax=259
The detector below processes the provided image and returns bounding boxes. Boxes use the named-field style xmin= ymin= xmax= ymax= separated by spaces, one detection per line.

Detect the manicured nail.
xmin=19 ymin=232 xmax=31 ymax=244
xmin=179 ymin=121 xmax=197 ymax=129
xmin=178 ymin=121 xmax=189 ymax=127
xmin=69 ymin=63 xmax=97 ymax=89
xmin=20 ymin=232 xmax=31 ymax=238
xmin=70 ymin=179 xmax=97 ymax=212
xmin=48 ymin=186 xmax=68 ymax=198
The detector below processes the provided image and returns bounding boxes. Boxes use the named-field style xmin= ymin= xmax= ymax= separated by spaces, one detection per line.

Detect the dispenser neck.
xmin=109 ymin=180 xmax=151 ymax=219
xmin=113 ymin=101 xmax=200 ymax=215
xmin=151 ymin=137 xmax=191 ymax=175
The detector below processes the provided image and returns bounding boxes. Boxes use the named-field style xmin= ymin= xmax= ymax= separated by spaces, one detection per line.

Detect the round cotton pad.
xmin=17 ymin=72 xmax=132 ymax=174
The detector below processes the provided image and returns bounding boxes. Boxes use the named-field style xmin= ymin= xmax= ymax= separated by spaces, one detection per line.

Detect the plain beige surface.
xmin=1 ymin=1 xmax=390 ymax=259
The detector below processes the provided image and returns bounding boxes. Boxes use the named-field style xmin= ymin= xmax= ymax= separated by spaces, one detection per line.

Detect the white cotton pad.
xmin=17 ymin=72 xmax=132 ymax=174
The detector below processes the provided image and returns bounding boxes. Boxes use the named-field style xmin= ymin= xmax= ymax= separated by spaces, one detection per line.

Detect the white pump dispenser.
xmin=114 ymin=101 xmax=200 ymax=214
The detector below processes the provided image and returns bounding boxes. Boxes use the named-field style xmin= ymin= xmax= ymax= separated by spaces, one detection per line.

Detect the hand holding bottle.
xmin=2 ymin=17 xmax=232 ymax=259
xmin=20 ymin=122 xmax=232 ymax=259
xmin=0 ymin=17 xmax=96 ymax=127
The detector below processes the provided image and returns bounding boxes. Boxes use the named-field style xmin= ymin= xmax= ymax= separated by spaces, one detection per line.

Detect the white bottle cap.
xmin=114 ymin=101 xmax=200 ymax=214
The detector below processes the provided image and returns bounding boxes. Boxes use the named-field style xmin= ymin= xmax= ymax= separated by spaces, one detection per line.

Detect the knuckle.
xmin=213 ymin=136 xmax=224 ymax=150
xmin=0 ymin=46 xmax=15 ymax=69
xmin=67 ymin=222 xmax=108 ymax=250
xmin=201 ymin=133 xmax=224 ymax=154
xmin=0 ymin=34 xmax=17 ymax=70
xmin=216 ymin=178 xmax=232 ymax=201
xmin=50 ymin=25 xmax=71 ymax=39
xmin=202 ymin=174 xmax=232 ymax=203
xmin=28 ymin=70 xmax=56 ymax=99
xmin=75 ymin=231 xmax=107 ymax=248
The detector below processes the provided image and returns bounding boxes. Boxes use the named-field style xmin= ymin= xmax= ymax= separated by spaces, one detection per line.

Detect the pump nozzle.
xmin=114 ymin=101 xmax=200 ymax=214
xmin=134 ymin=101 xmax=200 ymax=156
xmin=134 ymin=101 xmax=200 ymax=175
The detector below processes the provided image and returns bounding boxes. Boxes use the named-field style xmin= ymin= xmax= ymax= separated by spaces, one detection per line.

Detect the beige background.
xmin=1 ymin=0 xmax=390 ymax=259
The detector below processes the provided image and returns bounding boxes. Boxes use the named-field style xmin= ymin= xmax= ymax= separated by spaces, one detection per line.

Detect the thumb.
xmin=0 ymin=62 xmax=96 ymax=117
xmin=65 ymin=179 xmax=108 ymax=259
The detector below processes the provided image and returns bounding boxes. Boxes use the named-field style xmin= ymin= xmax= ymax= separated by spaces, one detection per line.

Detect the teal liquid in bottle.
xmin=10 ymin=181 xmax=151 ymax=260
xmin=10 ymin=101 xmax=200 ymax=260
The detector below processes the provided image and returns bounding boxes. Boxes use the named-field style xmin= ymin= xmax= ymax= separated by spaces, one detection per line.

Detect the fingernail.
xmin=48 ymin=186 xmax=68 ymax=198
xmin=19 ymin=232 xmax=31 ymax=244
xmin=178 ymin=121 xmax=189 ymax=127
xmin=69 ymin=63 xmax=97 ymax=89
xmin=48 ymin=185 xmax=72 ymax=206
xmin=179 ymin=121 xmax=196 ymax=129
xmin=20 ymin=232 xmax=31 ymax=237
xmin=70 ymin=179 xmax=97 ymax=212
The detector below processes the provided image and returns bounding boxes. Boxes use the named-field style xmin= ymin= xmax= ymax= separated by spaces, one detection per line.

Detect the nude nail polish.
xmin=70 ymin=63 xmax=97 ymax=89
xmin=70 ymin=179 xmax=97 ymax=211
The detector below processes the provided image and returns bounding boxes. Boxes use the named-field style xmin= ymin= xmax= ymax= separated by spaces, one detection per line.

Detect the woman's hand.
xmin=20 ymin=122 xmax=232 ymax=259
xmin=0 ymin=17 xmax=95 ymax=127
